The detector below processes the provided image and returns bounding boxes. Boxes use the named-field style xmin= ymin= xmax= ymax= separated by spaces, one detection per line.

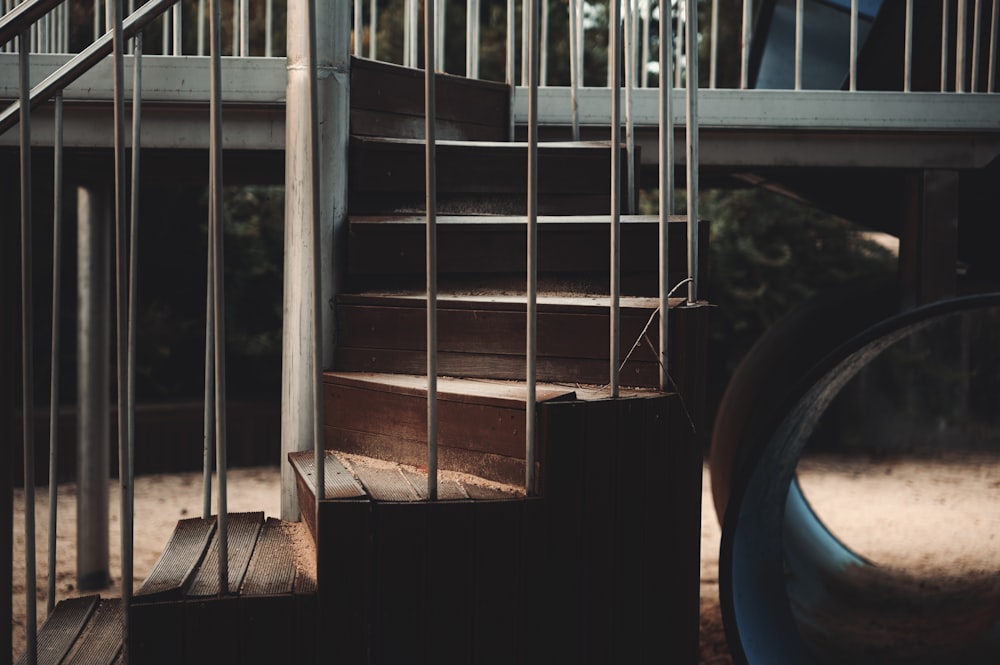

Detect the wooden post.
xmin=280 ymin=0 xmax=350 ymax=520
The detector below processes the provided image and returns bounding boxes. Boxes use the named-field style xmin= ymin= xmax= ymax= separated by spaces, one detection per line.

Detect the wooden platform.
xmin=128 ymin=513 xmax=317 ymax=665
xmin=15 ymin=596 xmax=123 ymax=665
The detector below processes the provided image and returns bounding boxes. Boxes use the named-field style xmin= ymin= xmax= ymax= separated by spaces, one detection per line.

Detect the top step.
xmin=351 ymin=57 xmax=510 ymax=142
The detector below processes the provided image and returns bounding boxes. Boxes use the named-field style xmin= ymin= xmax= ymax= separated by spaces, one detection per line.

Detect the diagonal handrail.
xmin=0 ymin=0 xmax=179 ymax=136
xmin=0 ymin=0 xmax=63 ymax=47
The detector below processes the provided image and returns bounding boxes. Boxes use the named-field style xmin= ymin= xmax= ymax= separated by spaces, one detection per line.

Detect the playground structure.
xmin=3 ymin=0 xmax=1000 ymax=663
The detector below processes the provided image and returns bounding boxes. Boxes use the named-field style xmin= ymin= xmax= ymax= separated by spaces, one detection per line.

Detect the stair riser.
xmin=348 ymin=220 xmax=703 ymax=288
xmin=349 ymin=140 xmax=638 ymax=215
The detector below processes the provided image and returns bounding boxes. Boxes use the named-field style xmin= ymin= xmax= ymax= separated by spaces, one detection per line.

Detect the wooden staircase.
xmin=17 ymin=57 xmax=708 ymax=665
xmin=288 ymin=58 xmax=711 ymax=664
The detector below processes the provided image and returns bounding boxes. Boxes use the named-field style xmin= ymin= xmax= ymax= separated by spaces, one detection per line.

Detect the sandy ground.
xmin=10 ymin=456 xmax=1000 ymax=663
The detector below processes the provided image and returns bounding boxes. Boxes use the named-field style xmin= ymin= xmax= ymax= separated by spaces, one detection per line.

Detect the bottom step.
xmin=16 ymin=596 xmax=122 ymax=665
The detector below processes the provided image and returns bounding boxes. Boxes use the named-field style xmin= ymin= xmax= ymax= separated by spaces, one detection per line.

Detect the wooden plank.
xmin=471 ymin=501 xmax=522 ymax=664
xmin=186 ymin=512 xmax=264 ymax=598
xmin=371 ymin=502 xmax=429 ymax=664
xmin=287 ymin=450 xmax=368 ymax=501
xmin=350 ymin=463 xmax=422 ymax=502
xmin=241 ymin=518 xmax=296 ymax=597
xmin=183 ymin=598 xmax=239 ymax=665
xmin=134 ymin=517 xmax=215 ymax=602
xmin=612 ymin=398 xmax=648 ymax=663
xmin=400 ymin=468 xmax=469 ymax=501
xmin=14 ymin=595 xmax=98 ymax=665
xmin=335 ymin=346 xmax=662 ymax=389
xmin=129 ymin=601 xmax=184 ymax=665
xmin=426 ymin=502 xmax=475 ymax=663
xmin=536 ymin=400 xmax=587 ymax=662
xmin=327 ymin=427 xmax=527 ymax=487
xmin=347 ymin=215 xmax=695 ymax=278
xmin=61 ymin=598 xmax=123 ymax=665
xmin=323 ymin=371 xmax=576 ymax=407
xmin=317 ymin=499 xmax=371 ymax=665
xmin=580 ymin=400 xmax=617 ymax=664
xmin=324 ymin=381 xmax=530 ymax=459
xmin=350 ymin=57 xmax=508 ymax=132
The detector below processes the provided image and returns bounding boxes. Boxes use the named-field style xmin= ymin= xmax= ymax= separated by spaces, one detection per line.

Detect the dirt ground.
xmin=11 ymin=455 xmax=1000 ymax=663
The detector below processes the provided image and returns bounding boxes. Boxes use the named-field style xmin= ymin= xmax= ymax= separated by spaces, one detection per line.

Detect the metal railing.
xmin=3 ymin=1 xmax=232 ymax=663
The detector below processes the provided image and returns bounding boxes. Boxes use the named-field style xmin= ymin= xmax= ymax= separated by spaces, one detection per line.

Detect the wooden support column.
xmin=899 ymin=169 xmax=959 ymax=308
xmin=280 ymin=0 xmax=350 ymax=520
xmin=76 ymin=182 xmax=112 ymax=590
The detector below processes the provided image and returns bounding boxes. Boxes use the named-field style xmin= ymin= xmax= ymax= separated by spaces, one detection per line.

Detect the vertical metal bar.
xmin=354 ymin=0 xmax=361 ymax=56
xmin=957 ymin=0 xmax=968 ymax=92
xmin=942 ymin=0 xmax=951 ymax=91
xmin=369 ymin=0 xmax=377 ymax=59
xmin=972 ymin=0 xmax=983 ymax=91
xmin=506 ymin=0 xmax=515 ymax=139
xmin=641 ymin=0 xmax=649 ymax=87
xmin=849 ymin=0 xmax=858 ymax=91
xmin=173 ymin=1 xmax=182 ymax=54
xmin=624 ymin=0 xmax=635 ymax=213
xmin=522 ymin=0 xmax=528 ymax=84
xmin=240 ymin=0 xmax=247 ymax=55
xmin=658 ymin=0 xmax=673 ymax=391
xmin=990 ymin=0 xmax=998 ymax=92
xmin=19 ymin=28 xmax=38 ymax=665
xmin=209 ymin=0 xmax=229 ymax=595
xmin=202 ymin=249 xmax=214 ymax=520
xmin=306 ymin=0 xmax=324 ymax=512
xmin=231 ymin=0 xmax=238 ymax=56
xmin=709 ymin=0 xmax=718 ymax=88
xmin=161 ymin=10 xmax=168 ymax=54
xmin=437 ymin=0 xmax=445 ymax=71
xmin=266 ymin=0 xmax=274 ymax=57
xmin=568 ymin=0 xmax=579 ymax=138
xmin=111 ymin=0 xmax=131 ymax=651
xmin=198 ymin=0 xmax=205 ymax=55
xmin=609 ymin=0 xmax=620 ymax=397
xmin=904 ymin=0 xmax=913 ymax=91
xmin=686 ymin=0 xmax=698 ymax=303
xmin=540 ymin=0 xmax=547 ymax=85
xmin=94 ymin=0 xmax=100 ymax=41
xmin=123 ymin=29 xmax=142 ymax=650
xmin=467 ymin=0 xmax=479 ymax=77
xmin=425 ymin=0 xmax=439 ymax=501
xmin=794 ymin=0 xmax=802 ymax=90
xmin=576 ymin=0 xmax=583 ymax=83
xmin=526 ymin=0 xmax=538 ymax=495
xmin=46 ymin=92 xmax=64 ymax=619
xmin=409 ymin=0 xmax=417 ymax=67
xmin=741 ymin=0 xmax=752 ymax=89
xmin=675 ymin=0 xmax=683 ymax=87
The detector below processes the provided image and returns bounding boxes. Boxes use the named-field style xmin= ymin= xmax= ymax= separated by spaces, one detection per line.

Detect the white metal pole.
xmin=685 ymin=0 xmax=698 ymax=303
xmin=904 ymin=0 xmax=913 ymax=91
xmin=972 ymin=0 xmax=983 ymax=91
xmin=467 ymin=0 xmax=480 ymax=77
xmin=507 ymin=0 xmax=515 ymax=139
xmin=19 ymin=28 xmax=38 ymax=665
xmin=794 ymin=0 xmax=802 ymax=90
xmin=957 ymin=0 xmax=968 ymax=92
xmin=659 ymin=0 xmax=674 ymax=391
xmin=850 ymin=0 xmax=858 ymax=91
xmin=369 ymin=0 xmax=377 ymax=59
xmin=209 ymin=0 xmax=229 ymax=595
xmin=436 ymin=0 xmax=445 ymax=71
xmin=354 ymin=0 xmax=362 ymax=56
xmin=46 ymin=92 xmax=64 ymax=619
xmin=568 ymin=0 xmax=579 ymax=138
xmin=173 ymin=2 xmax=182 ymax=54
xmin=267 ymin=0 xmax=274 ymax=56
xmin=526 ymin=0 xmax=538 ymax=494
xmin=610 ymin=0 xmax=621 ymax=397
xmin=624 ymin=0 xmax=635 ymax=212
xmin=426 ymin=0 xmax=439 ymax=500
xmin=741 ymin=0 xmax=752 ymax=89
xmin=942 ymin=0 xmax=951 ymax=91
xmin=641 ymin=0 xmax=650 ymax=87
xmin=540 ymin=0 xmax=547 ymax=84
xmin=989 ymin=0 xmax=998 ymax=92
xmin=240 ymin=0 xmax=247 ymax=55
xmin=709 ymin=0 xmax=718 ymax=88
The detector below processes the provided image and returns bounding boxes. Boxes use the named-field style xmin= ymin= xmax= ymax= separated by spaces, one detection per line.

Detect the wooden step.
xmin=321 ymin=372 xmax=593 ymax=485
xmin=348 ymin=136 xmax=638 ymax=215
xmin=15 ymin=595 xmax=101 ymax=665
xmin=347 ymin=214 xmax=707 ymax=296
xmin=128 ymin=513 xmax=317 ymax=665
xmin=335 ymin=293 xmax=696 ymax=389
xmin=351 ymin=57 xmax=510 ymax=141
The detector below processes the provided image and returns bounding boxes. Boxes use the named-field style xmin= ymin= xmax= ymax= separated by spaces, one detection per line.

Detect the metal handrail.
xmin=0 ymin=0 xmax=62 ymax=46
xmin=0 ymin=0 xmax=179 ymax=135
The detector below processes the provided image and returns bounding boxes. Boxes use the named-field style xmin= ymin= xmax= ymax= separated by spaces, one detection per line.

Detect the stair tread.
xmin=135 ymin=516 xmax=216 ymax=602
xmin=60 ymin=598 xmax=123 ymax=665
xmin=288 ymin=449 xmax=368 ymax=500
xmin=15 ymin=595 xmax=99 ymax=665
xmin=339 ymin=291 xmax=683 ymax=311
xmin=240 ymin=518 xmax=298 ymax=597
xmin=322 ymin=371 xmax=582 ymax=407
xmin=350 ymin=213 xmax=688 ymax=224
xmin=186 ymin=511 xmax=264 ymax=598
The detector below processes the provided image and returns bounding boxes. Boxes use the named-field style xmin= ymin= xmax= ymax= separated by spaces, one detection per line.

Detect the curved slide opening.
xmin=713 ymin=294 xmax=1000 ymax=664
